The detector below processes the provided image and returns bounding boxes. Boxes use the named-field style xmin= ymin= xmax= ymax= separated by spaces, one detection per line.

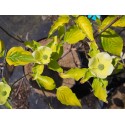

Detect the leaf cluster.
xmin=1 ymin=15 xmax=125 ymax=108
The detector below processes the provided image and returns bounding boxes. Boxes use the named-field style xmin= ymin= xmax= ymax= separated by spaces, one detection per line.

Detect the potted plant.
xmin=0 ymin=15 xmax=125 ymax=108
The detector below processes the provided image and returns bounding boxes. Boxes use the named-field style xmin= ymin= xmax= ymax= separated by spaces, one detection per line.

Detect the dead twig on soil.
xmin=13 ymin=79 xmax=23 ymax=98
xmin=59 ymin=45 xmax=72 ymax=60
xmin=11 ymin=73 xmax=31 ymax=88
xmin=0 ymin=26 xmax=24 ymax=44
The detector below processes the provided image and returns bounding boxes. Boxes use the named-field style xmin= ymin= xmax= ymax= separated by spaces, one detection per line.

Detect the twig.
xmin=71 ymin=50 xmax=77 ymax=67
xmin=16 ymin=35 xmax=24 ymax=43
xmin=11 ymin=73 xmax=31 ymax=88
xmin=87 ymin=81 xmax=92 ymax=88
xmin=82 ymin=43 xmax=89 ymax=60
xmin=97 ymin=15 xmax=123 ymax=36
xmin=14 ymin=79 xmax=23 ymax=97
xmin=0 ymin=26 xmax=24 ymax=44
xmin=59 ymin=45 xmax=72 ymax=60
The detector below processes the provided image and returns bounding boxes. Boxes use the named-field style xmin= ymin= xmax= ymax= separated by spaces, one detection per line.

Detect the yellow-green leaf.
xmin=92 ymin=78 xmax=108 ymax=103
xmin=56 ymin=86 xmax=82 ymax=107
xmin=75 ymin=16 xmax=94 ymax=41
xmin=32 ymin=64 xmax=44 ymax=80
xmin=100 ymin=16 xmax=117 ymax=30
xmin=101 ymin=16 xmax=125 ymax=29
xmin=95 ymin=18 xmax=102 ymax=27
xmin=47 ymin=36 xmax=63 ymax=60
xmin=24 ymin=40 xmax=41 ymax=51
xmin=49 ymin=15 xmax=70 ymax=37
xmin=112 ymin=57 xmax=121 ymax=66
xmin=6 ymin=47 xmax=35 ymax=66
xmin=64 ymin=25 xmax=86 ymax=44
xmin=0 ymin=40 xmax=5 ymax=57
xmin=60 ymin=68 xmax=88 ymax=81
xmin=80 ymin=69 xmax=94 ymax=84
xmin=88 ymin=41 xmax=100 ymax=57
xmin=47 ymin=36 xmax=58 ymax=52
xmin=100 ymin=15 xmax=125 ymax=30
xmin=36 ymin=75 xmax=56 ymax=90
xmin=112 ymin=16 xmax=125 ymax=27
xmin=0 ymin=82 xmax=11 ymax=105
xmin=101 ymin=28 xmax=123 ymax=56
xmin=48 ymin=60 xmax=63 ymax=73
xmin=58 ymin=26 xmax=65 ymax=40
xmin=4 ymin=101 xmax=12 ymax=109
xmin=113 ymin=62 xmax=124 ymax=74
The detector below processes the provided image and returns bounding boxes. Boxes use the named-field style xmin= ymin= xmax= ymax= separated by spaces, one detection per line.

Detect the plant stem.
xmin=0 ymin=26 xmax=24 ymax=44
xmin=96 ymin=15 xmax=123 ymax=36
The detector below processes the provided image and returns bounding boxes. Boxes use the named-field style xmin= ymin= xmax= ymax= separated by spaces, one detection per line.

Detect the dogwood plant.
xmin=0 ymin=15 xmax=125 ymax=108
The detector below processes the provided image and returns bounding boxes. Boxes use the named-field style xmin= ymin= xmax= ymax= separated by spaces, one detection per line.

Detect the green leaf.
xmin=95 ymin=18 xmax=102 ymax=27
xmin=100 ymin=79 xmax=108 ymax=88
xmin=56 ymin=86 xmax=82 ymax=107
xmin=80 ymin=69 xmax=94 ymax=84
xmin=58 ymin=26 xmax=65 ymax=40
xmin=88 ymin=41 xmax=100 ymax=57
xmin=32 ymin=46 xmax=52 ymax=64
xmin=32 ymin=64 xmax=44 ymax=80
xmin=60 ymin=68 xmax=88 ymax=81
xmin=6 ymin=47 xmax=35 ymax=66
xmin=101 ymin=28 xmax=123 ymax=56
xmin=113 ymin=62 xmax=124 ymax=74
xmin=92 ymin=78 xmax=108 ymax=103
xmin=100 ymin=16 xmax=125 ymax=30
xmin=4 ymin=101 xmax=12 ymax=109
xmin=100 ymin=16 xmax=117 ymax=30
xmin=112 ymin=16 xmax=125 ymax=27
xmin=47 ymin=36 xmax=63 ymax=60
xmin=112 ymin=57 xmax=121 ymax=66
xmin=24 ymin=40 xmax=41 ymax=51
xmin=64 ymin=25 xmax=86 ymax=44
xmin=48 ymin=60 xmax=63 ymax=73
xmin=49 ymin=15 xmax=70 ymax=37
xmin=75 ymin=16 xmax=94 ymax=41
xmin=2 ymin=77 xmax=8 ymax=84
xmin=51 ymin=43 xmax=63 ymax=60
xmin=0 ymin=40 xmax=5 ymax=57
xmin=0 ymin=82 xmax=11 ymax=105
xmin=36 ymin=75 xmax=56 ymax=90
xmin=47 ymin=36 xmax=58 ymax=52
